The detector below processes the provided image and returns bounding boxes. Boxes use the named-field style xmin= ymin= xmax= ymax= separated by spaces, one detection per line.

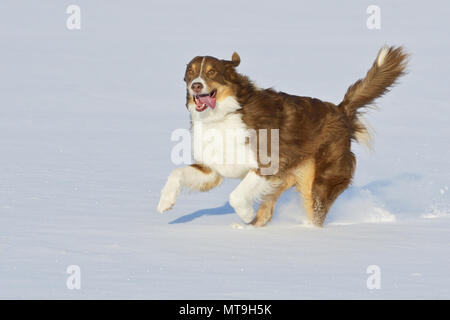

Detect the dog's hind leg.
xmin=157 ymin=164 xmax=222 ymax=213
xmin=304 ymin=153 xmax=355 ymax=226
xmin=293 ymin=159 xmax=317 ymax=223
xmin=229 ymin=170 xmax=281 ymax=224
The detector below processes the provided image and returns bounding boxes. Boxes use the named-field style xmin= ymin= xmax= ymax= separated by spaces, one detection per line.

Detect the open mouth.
xmin=194 ymin=89 xmax=217 ymax=112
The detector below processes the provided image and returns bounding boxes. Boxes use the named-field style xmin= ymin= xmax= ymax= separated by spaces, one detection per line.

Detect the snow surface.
xmin=0 ymin=0 xmax=449 ymax=299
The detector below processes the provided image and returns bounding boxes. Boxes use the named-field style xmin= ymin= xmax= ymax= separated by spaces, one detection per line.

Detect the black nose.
xmin=191 ymin=82 xmax=203 ymax=94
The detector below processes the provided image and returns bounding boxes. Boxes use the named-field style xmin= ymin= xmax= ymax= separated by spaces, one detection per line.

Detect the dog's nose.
xmin=191 ymin=82 xmax=203 ymax=94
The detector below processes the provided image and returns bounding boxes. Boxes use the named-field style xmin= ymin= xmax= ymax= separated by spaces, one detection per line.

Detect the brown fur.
xmin=251 ymin=178 xmax=294 ymax=227
xmin=339 ymin=46 xmax=409 ymax=142
xmin=190 ymin=164 xmax=222 ymax=192
xmin=190 ymin=163 xmax=212 ymax=174
xmin=184 ymin=46 xmax=408 ymax=226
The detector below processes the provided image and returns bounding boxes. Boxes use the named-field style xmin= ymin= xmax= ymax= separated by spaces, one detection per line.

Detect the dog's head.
xmin=184 ymin=53 xmax=241 ymax=113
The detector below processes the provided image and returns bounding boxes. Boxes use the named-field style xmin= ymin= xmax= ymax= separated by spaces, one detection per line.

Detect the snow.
xmin=0 ymin=0 xmax=449 ymax=299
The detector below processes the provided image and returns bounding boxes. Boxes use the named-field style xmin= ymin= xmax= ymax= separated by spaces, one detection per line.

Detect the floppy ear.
xmin=231 ymin=52 xmax=240 ymax=67
xmin=222 ymin=52 xmax=240 ymax=81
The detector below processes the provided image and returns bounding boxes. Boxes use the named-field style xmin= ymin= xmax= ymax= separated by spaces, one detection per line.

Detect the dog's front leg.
xmin=229 ymin=170 xmax=279 ymax=224
xmin=157 ymin=164 xmax=221 ymax=213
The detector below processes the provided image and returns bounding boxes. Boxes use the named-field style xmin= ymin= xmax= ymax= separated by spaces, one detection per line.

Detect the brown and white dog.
xmin=157 ymin=46 xmax=408 ymax=227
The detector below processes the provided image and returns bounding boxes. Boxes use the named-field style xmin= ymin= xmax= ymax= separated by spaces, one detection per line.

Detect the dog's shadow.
xmin=168 ymin=202 xmax=235 ymax=224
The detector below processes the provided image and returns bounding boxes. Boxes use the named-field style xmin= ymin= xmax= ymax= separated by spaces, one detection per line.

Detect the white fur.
xmin=229 ymin=171 xmax=278 ymax=223
xmin=159 ymin=95 xmax=265 ymax=224
xmin=354 ymin=117 xmax=374 ymax=149
xmin=188 ymin=76 xmax=208 ymax=96
xmin=157 ymin=166 xmax=220 ymax=213
xmin=377 ymin=47 xmax=389 ymax=66
xmin=188 ymin=57 xmax=209 ymax=96
xmin=188 ymin=95 xmax=241 ymax=123
xmin=189 ymin=96 xmax=258 ymax=178
xmin=200 ymin=57 xmax=206 ymax=73
xmin=189 ymin=96 xmax=264 ymax=223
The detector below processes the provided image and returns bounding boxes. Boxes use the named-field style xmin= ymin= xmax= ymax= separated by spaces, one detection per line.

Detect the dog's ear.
xmin=222 ymin=52 xmax=240 ymax=68
xmin=222 ymin=52 xmax=240 ymax=81
xmin=231 ymin=52 xmax=240 ymax=67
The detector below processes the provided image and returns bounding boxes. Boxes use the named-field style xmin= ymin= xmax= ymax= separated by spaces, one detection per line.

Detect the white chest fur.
xmin=189 ymin=97 xmax=258 ymax=179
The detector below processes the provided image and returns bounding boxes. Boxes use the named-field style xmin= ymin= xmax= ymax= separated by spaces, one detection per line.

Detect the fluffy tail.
xmin=339 ymin=46 xmax=409 ymax=145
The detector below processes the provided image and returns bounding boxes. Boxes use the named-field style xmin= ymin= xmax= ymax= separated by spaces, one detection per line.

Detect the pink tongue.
xmin=196 ymin=95 xmax=216 ymax=109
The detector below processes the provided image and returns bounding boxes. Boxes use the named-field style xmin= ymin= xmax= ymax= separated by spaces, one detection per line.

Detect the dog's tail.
xmin=339 ymin=46 xmax=409 ymax=146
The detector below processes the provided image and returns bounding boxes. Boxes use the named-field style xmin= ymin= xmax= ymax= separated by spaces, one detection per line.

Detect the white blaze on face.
xmin=188 ymin=57 xmax=209 ymax=96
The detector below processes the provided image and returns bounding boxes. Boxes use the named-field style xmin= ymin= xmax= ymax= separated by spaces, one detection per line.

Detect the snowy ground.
xmin=0 ymin=1 xmax=449 ymax=299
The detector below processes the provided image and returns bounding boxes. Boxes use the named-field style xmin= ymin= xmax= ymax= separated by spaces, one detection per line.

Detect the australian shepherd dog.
xmin=157 ymin=46 xmax=408 ymax=227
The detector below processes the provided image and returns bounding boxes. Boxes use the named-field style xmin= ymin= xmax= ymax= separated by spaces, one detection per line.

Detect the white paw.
xmin=157 ymin=184 xmax=179 ymax=213
xmin=232 ymin=222 xmax=244 ymax=229
xmin=157 ymin=194 xmax=175 ymax=213
xmin=233 ymin=206 xmax=255 ymax=224
xmin=232 ymin=222 xmax=255 ymax=230
xmin=229 ymin=193 xmax=255 ymax=224
xmin=157 ymin=171 xmax=182 ymax=214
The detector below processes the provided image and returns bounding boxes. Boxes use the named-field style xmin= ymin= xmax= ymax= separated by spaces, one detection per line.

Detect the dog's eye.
xmin=207 ymin=69 xmax=216 ymax=77
xmin=187 ymin=68 xmax=194 ymax=75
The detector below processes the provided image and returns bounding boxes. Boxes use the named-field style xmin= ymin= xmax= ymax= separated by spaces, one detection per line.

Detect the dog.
xmin=157 ymin=46 xmax=408 ymax=227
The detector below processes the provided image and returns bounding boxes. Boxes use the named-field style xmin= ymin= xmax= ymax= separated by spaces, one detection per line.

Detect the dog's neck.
xmin=229 ymin=73 xmax=260 ymax=107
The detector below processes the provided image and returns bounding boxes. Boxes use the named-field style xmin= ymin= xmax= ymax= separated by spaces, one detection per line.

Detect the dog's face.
xmin=184 ymin=53 xmax=240 ymax=113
